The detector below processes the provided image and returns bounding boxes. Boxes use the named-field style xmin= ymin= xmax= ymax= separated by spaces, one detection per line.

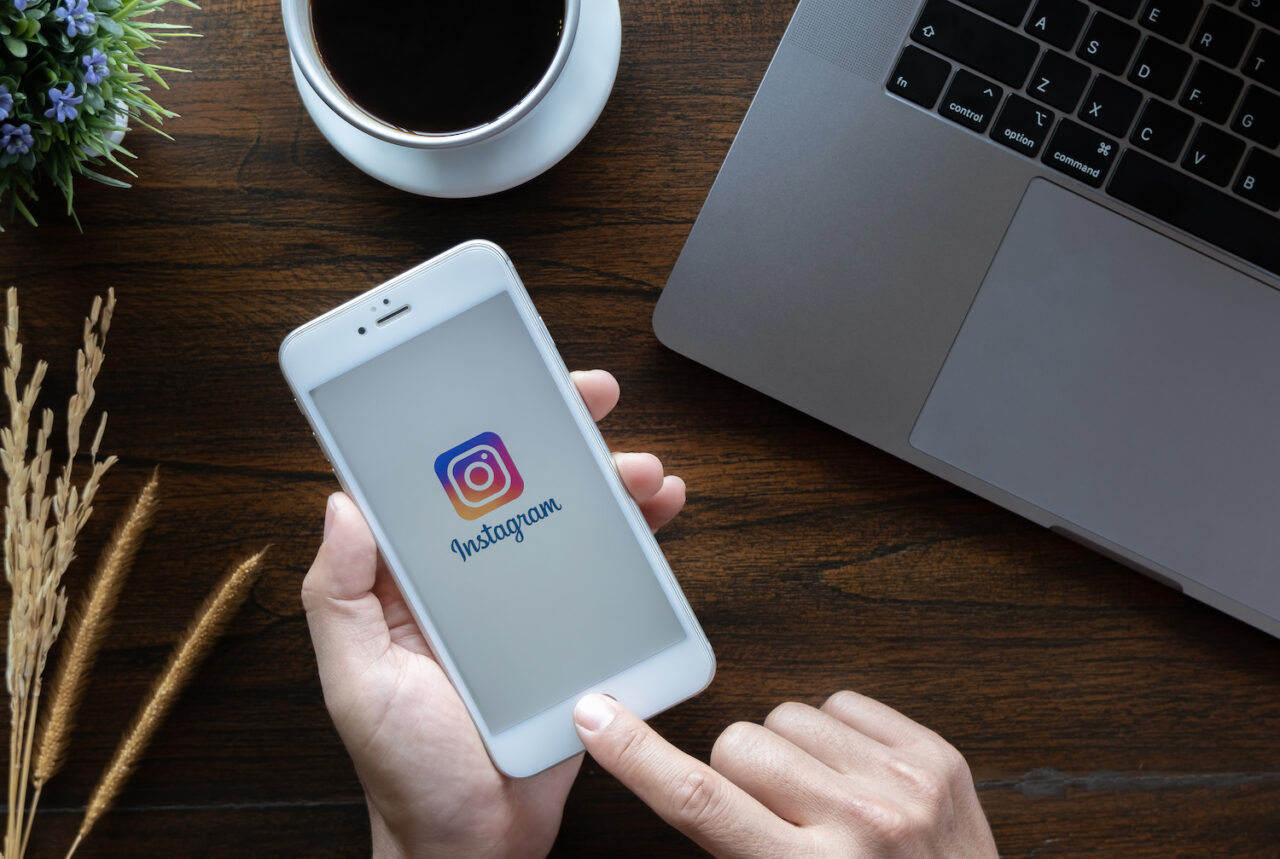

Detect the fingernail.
xmin=574 ymin=694 xmax=618 ymax=732
xmin=324 ymin=494 xmax=342 ymax=542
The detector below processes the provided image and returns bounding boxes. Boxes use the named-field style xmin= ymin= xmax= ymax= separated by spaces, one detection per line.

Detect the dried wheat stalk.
xmin=66 ymin=549 xmax=268 ymax=859
xmin=17 ymin=470 xmax=161 ymax=852
xmin=3 ymin=289 xmax=116 ymax=859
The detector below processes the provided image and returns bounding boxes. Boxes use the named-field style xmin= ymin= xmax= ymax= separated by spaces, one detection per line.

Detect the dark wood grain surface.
xmin=3 ymin=0 xmax=1278 ymax=856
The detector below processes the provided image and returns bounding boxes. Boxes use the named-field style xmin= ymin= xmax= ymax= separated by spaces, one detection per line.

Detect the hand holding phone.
xmin=303 ymin=371 xmax=686 ymax=859
xmin=283 ymin=240 xmax=713 ymax=781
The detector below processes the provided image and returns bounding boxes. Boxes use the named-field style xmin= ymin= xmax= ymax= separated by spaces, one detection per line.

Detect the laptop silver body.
xmin=654 ymin=0 xmax=1280 ymax=636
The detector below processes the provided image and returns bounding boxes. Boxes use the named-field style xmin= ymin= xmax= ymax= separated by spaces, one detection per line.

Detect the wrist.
xmin=364 ymin=787 xmax=559 ymax=859
xmin=368 ymin=798 xmax=536 ymax=859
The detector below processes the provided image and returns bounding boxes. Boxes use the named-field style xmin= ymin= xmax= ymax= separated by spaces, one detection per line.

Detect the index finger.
xmin=574 ymin=694 xmax=805 ymax=858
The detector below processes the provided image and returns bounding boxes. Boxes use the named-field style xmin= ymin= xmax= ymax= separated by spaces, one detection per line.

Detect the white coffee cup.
xmin=281 ymin=0 xmax=581 ymax=150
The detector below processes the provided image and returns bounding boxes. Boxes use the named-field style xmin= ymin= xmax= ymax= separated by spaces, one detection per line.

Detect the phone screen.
xmin=311 ymin=292 xmax=686 ymax=733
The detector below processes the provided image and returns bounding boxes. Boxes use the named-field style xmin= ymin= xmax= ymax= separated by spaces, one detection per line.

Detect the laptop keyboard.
xmin=887 ymin=0 xmax=1280 ymax=277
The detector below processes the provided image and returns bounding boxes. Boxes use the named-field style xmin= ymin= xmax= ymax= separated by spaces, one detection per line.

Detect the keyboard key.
xmin=1025 ymin=0 xmax=1090 ymax=48
xmin=1080 ymin=74 xmax=1144 ymax=135
xmin=1095 ymin=0 xmax=1142 ymax=16
xmin=1105 ymin=149 xmax=1274 ymax=277
xmin=1139 ymin=0 xmax=1205 ymax=42
xmin=1232 ymin=85 xmax=1280 ymax=147
xmin=1235 ymin=148 xmax=1280 ymax=210
xmin=940 ymin=69 xmax=1004 ymax=130
xmin=1239 ymin=0 xmax=1280 ymax=28
xmin=914 ymin=0 xmax=1041 ymax=87
xmin=1042 ymin=118 xmax=1120 ymax=185
xmin=1108 ymin=150 xmax=1280 ymax=277
xmin=1182 ymin=123 xmax=1246 ymax=185
xmin=1192 ymin=5 xmax=1256 ymax=67
xmin=1179 ymin=60 xmax=1245 ymax=123
xmin=1131 ymin=98 xmax=1196 ymax=160
xmin=1078 ymin=12 xmax=1143 ymax=73
xmin=1243 ymin=28 xmax=1280 ymax=90
xmin=888 ymin=46 xmax=953 ymax=108
xmin=959 ymin=0 xmax=1033 ymax=25
xmin=991 ymin=94 xmax=1056 ymax=155
xmin=1028 ymin=50 xmax=1093 ymax=110
xmin=1129 ymin=35 xmax=1193 ymax=98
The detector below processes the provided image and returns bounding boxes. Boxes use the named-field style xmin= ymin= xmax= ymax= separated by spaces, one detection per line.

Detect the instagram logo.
xmin=434 ymin=432 xmax=525 ymax=520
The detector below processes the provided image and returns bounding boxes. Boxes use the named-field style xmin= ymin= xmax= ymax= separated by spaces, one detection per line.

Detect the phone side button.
xmin=311 ymin=432 xmax=333 ymax=464
xmin=536 ymin=315 xmax=554 ymax=345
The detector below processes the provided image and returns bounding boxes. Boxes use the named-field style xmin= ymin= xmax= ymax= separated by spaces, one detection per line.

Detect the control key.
xmin=940 ymin=70 xmax=1004 ymax=131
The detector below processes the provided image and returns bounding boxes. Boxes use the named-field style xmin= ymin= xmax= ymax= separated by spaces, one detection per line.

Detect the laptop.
xmin=654 ymin=0 xmax=1280 ymax=637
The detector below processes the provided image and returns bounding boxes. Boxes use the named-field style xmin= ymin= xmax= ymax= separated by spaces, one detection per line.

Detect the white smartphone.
xmin=279 ymin=241 xmax=715 ymax=777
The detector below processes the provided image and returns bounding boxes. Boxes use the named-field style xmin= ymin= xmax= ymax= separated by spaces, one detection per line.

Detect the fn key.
xmin=888 ymin=46 xmax=952 ymax=108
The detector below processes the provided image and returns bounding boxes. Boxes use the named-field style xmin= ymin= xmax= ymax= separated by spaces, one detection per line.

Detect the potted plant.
xmin=0 ymin=0 xmax=197 ymax=229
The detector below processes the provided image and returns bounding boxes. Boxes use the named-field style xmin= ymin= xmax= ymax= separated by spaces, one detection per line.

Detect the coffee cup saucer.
xmin=292 ymin=0 xmax=621 ymax=198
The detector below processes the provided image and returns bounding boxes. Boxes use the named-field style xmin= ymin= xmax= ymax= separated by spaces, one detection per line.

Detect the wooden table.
xmin=5 ymin=0 xmax=1278 ymax=855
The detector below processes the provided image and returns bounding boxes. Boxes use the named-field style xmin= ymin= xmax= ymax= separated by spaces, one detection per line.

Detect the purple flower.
xmin=0 ymin=123 xmax=34 ymax=156
xmin=0 ymin=86 xmax=11 ymax=122
xmin=43 ymin=84 xmax=82 ymax=123
xmin=13 ymin=0 xmax=27 ymax=11
xmin=82 ymin=49 xmax=109 ymax=86
xmin=54 ymin=0 xmax=96 ymax=37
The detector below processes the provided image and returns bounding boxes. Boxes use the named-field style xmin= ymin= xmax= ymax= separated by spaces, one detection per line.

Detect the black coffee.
xmin=311 ymin=0 xmax=566 ymax=134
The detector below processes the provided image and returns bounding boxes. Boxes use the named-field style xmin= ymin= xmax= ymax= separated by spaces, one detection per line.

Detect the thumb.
xmin=573 ymin=695 xmax=795 ymax=858
xmin=301 ymin=493 xmax=392 ymax=680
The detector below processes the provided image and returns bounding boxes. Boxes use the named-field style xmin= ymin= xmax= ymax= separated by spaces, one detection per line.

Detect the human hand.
xmin=574 ymin=690 xmax=998 ymax=858
xmin=302 ymin=370 xmax=687 ymax=859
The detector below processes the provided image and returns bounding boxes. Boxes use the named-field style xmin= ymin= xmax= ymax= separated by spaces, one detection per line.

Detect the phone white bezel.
xmin=280 ymin=240 xmax=715 ymax=777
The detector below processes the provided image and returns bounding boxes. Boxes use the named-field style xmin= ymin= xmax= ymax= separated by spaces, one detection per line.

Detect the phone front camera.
xmin=358 ymin=327 xmax=367 ymax=335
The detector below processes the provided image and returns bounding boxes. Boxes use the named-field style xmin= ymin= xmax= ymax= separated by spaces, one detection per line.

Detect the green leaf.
xmin=13 ymin=194 xmax=38 ymax=228
xmin=98 ymin=16 xmax=123 ymax=37
xmin=107 ymin=140 xmax=137 ymax=160
xmin=3 ymin=35 xmax=27 ymax=58
xmin=78 ymin=166 xmax=131 ymax=188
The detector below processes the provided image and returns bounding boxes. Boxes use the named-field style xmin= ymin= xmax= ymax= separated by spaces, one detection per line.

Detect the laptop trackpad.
xmin=910 ymin=179 xmax=1280 ymax=609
